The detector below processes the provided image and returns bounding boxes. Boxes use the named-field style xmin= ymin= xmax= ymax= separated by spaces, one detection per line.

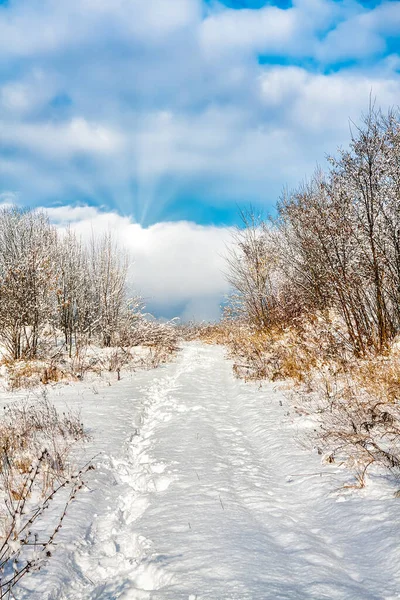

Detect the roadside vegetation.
xmin=193 ymin=105 xmax=400 ymax=490
xmin=0 ymin=392 xmax=91 ymax=597
xmin=0 ymin=206 xmax=179 ymax=388
xmin=0 ymin=208 xmax=179 ymax=596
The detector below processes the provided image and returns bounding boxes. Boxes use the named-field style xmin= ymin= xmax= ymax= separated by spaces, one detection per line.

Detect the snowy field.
xmin=13 ymin=343 xmax=400 ymax=599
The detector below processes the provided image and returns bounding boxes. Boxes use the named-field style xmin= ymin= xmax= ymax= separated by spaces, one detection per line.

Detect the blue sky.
xmin=0 ymin=0 xmax=399 ymax=227
xmin=0 ymin=0 xmax=399 ymax=318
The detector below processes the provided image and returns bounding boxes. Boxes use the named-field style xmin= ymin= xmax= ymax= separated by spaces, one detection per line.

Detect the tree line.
xmin=227 ymin=105 xmax=400 ymax=356
xmin=0 ymin=206 xmax=135 ymax=359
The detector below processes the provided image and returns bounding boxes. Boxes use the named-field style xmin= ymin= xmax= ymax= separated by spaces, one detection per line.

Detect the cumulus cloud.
xmin=48 ymin=205 xmax=232 ymax=321
xmin=259 ymin=66 xmax=400 ymax=136
xmin=0 ymin=0 xmax=201 ymax=57
xmin=317 ymin=2 xmax=400 ymax=62
xmin=200 ymin=5 xmax=298 ymax=57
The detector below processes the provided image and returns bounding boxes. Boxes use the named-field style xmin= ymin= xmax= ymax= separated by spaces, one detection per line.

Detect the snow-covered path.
xmin=20 ymin=343 xmax=400 ymax=599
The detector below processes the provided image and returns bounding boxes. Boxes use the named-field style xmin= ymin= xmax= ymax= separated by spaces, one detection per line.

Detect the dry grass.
xmin=182 ymin=321 xmax=250 ymax=347
xmin=211 ymin=313 xmax=400 ymax=489
xmin=0 ymin=392 xmax=90 ymax=596
xmin=192 ymin=319 xmax=322 ymax=383
xmin=0 ymin=333 xmax=180 ymax=391
xmin=301 ymin=369 xmax=400 ymax=488
xmin=0 ymin=392 xmax=88 ymax=497
xmin=2 ymin=359 xmax=66 ymax=390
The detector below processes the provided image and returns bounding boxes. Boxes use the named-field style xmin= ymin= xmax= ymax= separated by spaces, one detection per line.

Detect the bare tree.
xmin=228 ymin=106 xmax=400 ymax=356
xmin=225 ymin=210 xmax=279 ymax=329
xmin=56 ymin=229 xmax=88 ymax=357
xmin=0 ymin=207 xmax=57 ymax=359
xmin=276 ymin=106 xmax=400 ymax=354
xmin=88 ymin=232 xmax=129 ymax=347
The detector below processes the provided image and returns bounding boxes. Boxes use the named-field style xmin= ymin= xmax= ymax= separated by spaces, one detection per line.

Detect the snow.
xmin=14 ymin=343 xmax=400 ymax=599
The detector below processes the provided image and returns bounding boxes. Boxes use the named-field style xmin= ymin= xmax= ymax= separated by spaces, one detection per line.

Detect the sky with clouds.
xmin=0 ymin=0 xmax=399 ymax=319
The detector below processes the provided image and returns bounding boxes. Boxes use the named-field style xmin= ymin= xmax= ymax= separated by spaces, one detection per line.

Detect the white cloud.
xmin=48 ymin=205 xmax=232 ymax=320
xmin=0 ymin=192 xmax=19 ymax=206
xmin=200 ymin=0 xmax=343 ymax=59
xmin=0 ymin=83 xmax=31 ymax=113
xmin=200 ymin=5 xmax=297 ymax=57
xmin=46 ymin=205 xmax=108 ymax=223
xmin=0 ymin=0 xmax=399 ymax=223
xmin=0 ymin=0 xmax=202 ymax=57
xmin=259 ymin=66 xmax=400 ymax=137
xmin=318 ymin=2 xmax=400 ymax=62
xmin=0 ymin=117 xmax=125 ymax=158
xmin=0 ymin=70 xmax=60 ymax=116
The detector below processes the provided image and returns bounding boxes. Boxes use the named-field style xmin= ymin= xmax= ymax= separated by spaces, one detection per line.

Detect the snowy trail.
xmin=19 ymin=343 xmax=400 ymax=599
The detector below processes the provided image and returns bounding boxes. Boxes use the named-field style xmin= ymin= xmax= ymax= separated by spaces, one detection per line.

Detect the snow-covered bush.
xmin=313 ymin=374 xmax=400 ymax=488
xmin=128 ymin=316 xmax=178 ymax=348
xmin=0 ymin=393 xmax=87 ymax=494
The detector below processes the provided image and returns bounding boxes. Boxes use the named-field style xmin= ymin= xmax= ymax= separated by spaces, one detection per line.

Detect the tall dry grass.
xmin=198 ymin=313 xmax=400 ymax=490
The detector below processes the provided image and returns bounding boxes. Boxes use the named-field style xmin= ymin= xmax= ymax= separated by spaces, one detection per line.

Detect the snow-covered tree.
xmin=225 ymin=210 xmax=280 ymax=329
xmin=229 ymin=106 xmax=400 ymax=356
xmin=0 ymin=207 xmax=57 ymax=358
xmin=56 ymin=229 xmax=88 ymax=357
xmin=88 ymin=232 xmax=129 ymax=347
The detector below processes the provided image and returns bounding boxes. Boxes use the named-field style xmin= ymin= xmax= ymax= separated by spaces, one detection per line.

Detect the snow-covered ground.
xmin=16 ymin=343 xmax=400 ymax=599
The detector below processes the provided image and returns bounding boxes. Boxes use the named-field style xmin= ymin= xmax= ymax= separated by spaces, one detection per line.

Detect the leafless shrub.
xmin=309 ymin=369 xmax=400 ymax=488
xmin=125 ymin=315 xmax=179 ymax=350
xmin=0 ymin=394 xmax=90 ymax=596
xmin=0 ymin=454 xmax=93 ymax=598
xmin=2 ymin=359 xmax=66 ymax=391
xmin=215 ymin=311 xmax=345 ymax=383
xmin=176 ymin=321 xmax=203 ymax=342
xmin=180 ymin=320 xmax=241 ymax=346
xmin=225 ymin=210 xmax=279 ymax=330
